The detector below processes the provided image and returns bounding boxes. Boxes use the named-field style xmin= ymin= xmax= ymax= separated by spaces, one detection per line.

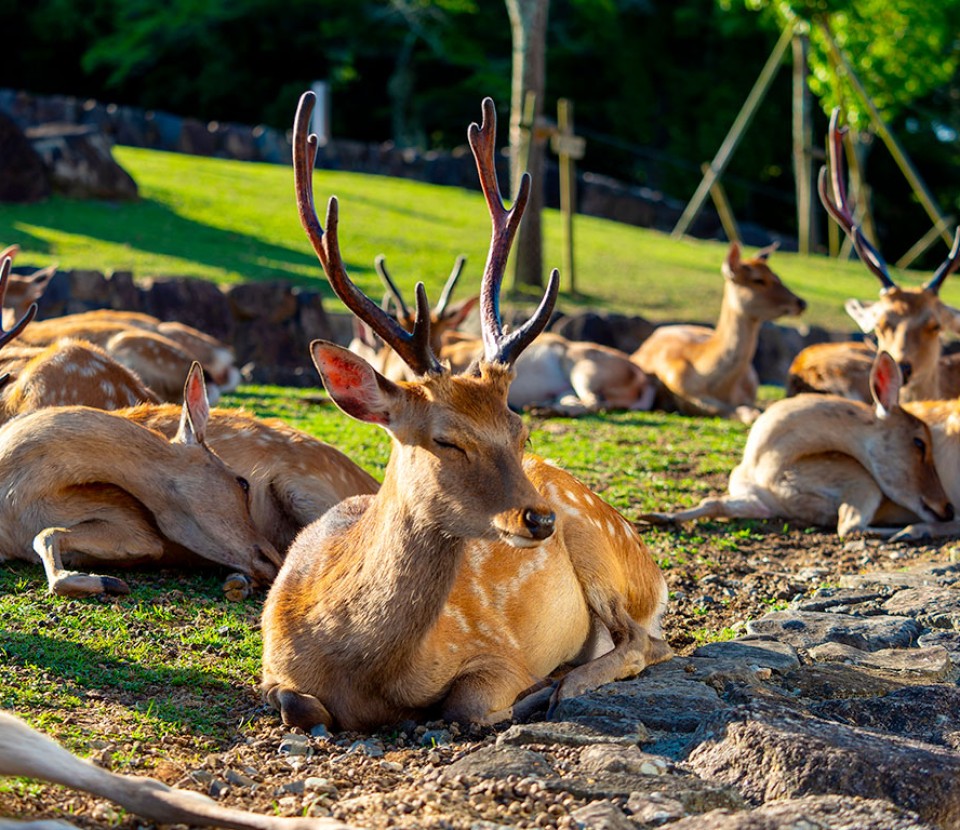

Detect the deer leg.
xmin=640 ymin=493 xmax=772 ymax=525
xmin=265 ymin=685 xmax=334 ymax=732
xmin=33 ymin=521 xmax=164 ymax=598
xmin=441 ymin=658 xmax=541 ymax=725
xmin=835 ymin=480 xmax=885 ymax=538
xmin=548 ymin=614 xmax=672 ymax=716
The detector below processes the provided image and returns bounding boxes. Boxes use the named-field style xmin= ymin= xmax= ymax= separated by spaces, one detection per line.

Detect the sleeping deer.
xmin=440 ymin=330 xmax=655 ymax=415
xmin=640 ymin=351 xmax=952 ymax=537
xmin=0 ymin=711 xmax=353 ymax=830
xmin=260 ymin=93 xmax=670 ymax=733
xmin=631 ymin=241 xmax=806 ymax=423
xmin=0 ymin=360 xmax=281 ymax=598
xmin=787 ymin=108 xmax=960 ymax=404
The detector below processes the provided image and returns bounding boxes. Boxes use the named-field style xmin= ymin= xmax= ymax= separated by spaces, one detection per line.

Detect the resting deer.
xmin=631 ymin=241 xmax=806 ymax=423
xmin=440 ymin=330 xmax=655 ymax=415
xmin=0 ymin=360 xmax=281 ymax=598
xmin=0 ymin=711 xmax=353 ymax=830
xmin=260 ymin=93 xmax=670 ymax=733
xmin=787 ymin=110 xmax=960 ymax=404
xmin=15 ymin=310 xmax=239 ymax=403
xmin=640 ymin=351 xmax=952 ymax=537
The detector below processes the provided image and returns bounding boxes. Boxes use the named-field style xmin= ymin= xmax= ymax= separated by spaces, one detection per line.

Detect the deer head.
xmin=820 ymin=108 xmax=960 ymax=395
xmin=0 ymin=245 xmax=54 ymax=331
xmin=294 ymin=92 xmax=559 ymax=546
xmin=721 ymin=240 xmax=807 ymax=321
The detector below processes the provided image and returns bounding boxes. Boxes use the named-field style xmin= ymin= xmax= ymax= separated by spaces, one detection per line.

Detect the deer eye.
xmin=434 ymin=438 xmax=466 ymax=456
xmin=913 ymin=437 xmax=926 ymax=453
xmin=237 ymin=476 xmax=250 ymax=494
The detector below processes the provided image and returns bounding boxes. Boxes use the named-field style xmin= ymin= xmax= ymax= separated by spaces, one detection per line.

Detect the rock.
xmin=812 ymin=685 xmax=960 ymax=749
xmin=793 ymin=588 xmax=888 ymax=613
xmin=625 ymin=792 xmax=688 ymax=825
xmin=26 ymin=123 xmax=137 ymax=200
xmin=0 ymin=111 xmax=51 ymax=202
xmin=569 ymin=800 xmax=635 ymax=830
xmin=839 ymin=563 xmax=960 ymax=591
xmin=745 ymin=610 xmax=919 ymax=652
xmin=577 ymin=744 xmax=674 ymax=777
xmin=446 ymin=745 xmax=555 ymax=780
xmin=882 ymin=586 xmax=960 ymax=628
xmin=918 ymin=630 xmax=960 ymax=664
xmin=666 ymin=795 xmax=935 ymax=830
xmin=691 ymin=637 xmax=801 ymax=673
xmin=497 ymin=721 xmax=644 ymax=748
xmin=805 ymin=643 xmax=953 ymax=680
xmin=685 ymin=700 xmax=960 ymax=827
xmin=549 ymin=311 xmax=656 ymax=353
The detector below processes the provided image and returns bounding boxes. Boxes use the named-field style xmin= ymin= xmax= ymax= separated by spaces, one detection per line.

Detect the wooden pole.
xmin=791 ymin=32 xmax=815 ymax=255
xmin=817 ymin=16 xmax=953 ymax=248
xmin=897 ymin=215 xmax=956 ymax=269
xmin=672 ymin=24 xmax=795 ymax=239
xmin=555 ymin=98 xmax=580 ymax=296
xmin=701 ymin=164 xmax=740 ymax=243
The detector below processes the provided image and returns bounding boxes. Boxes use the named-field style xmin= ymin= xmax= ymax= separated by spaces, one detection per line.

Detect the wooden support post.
xmin=701 ymin=164 xmax=740 ymax=243
xmin=818 ymin=16 xmax=953 ymax=249
xmin=672 ymin=24 xmax=795 ymax=239
xmin=792 ymin=32 xmax=815 ymax=255
xmin=897 ymin=215 xmax=957 ymax=269
xmin=551 ymin=98 xmax=585 ymax=296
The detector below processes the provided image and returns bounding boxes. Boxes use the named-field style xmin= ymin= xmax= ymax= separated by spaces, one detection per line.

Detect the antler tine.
xmin=923 ymin=226 xmax=960 ymax=294
xmin=374 ymin=254 xmax=411 ymax=320
xmin=468 ymin=97 xmax=555 ymax=365
xmin=435 ymin=255 xmax=467 ymax=316
xmin=818 ymin=108 xmax=897 ymax=291
xmin=293 ymin=92 xmax=441 ymax=375
xmin=0 ymin=257 xmax=37 ymax=387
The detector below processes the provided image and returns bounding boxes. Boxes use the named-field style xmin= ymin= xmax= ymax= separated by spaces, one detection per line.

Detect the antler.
xmin=468 ymin=97 xmax=558 ymax=366
xmin=818 ymin=108 xmax=897 ymax=291
xmin=375 ymin=253 xmax=467 ymax=322
xmin=923 ymin=226 xmax=960 ymax=294
xmin=293 ymin=92 xmax=441 ymax=376
xmin=0 ymin=256 xmax=38 ymax=387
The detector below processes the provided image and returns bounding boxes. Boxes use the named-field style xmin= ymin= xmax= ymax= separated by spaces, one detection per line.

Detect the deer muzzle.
xmin=494 ymin=505 xmax=556 ymax=548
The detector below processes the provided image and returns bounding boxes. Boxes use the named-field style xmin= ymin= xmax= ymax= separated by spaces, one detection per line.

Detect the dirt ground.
xmin=4 ymin=512 xmax=953 ymax=830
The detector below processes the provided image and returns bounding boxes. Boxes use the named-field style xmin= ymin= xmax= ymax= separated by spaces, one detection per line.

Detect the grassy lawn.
xmin=1 ymin=146 xmax=958 ymax=332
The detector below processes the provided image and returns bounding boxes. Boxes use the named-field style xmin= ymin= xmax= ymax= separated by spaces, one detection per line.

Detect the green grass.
xmin=2 ymin=146 xmax=959 ymax=331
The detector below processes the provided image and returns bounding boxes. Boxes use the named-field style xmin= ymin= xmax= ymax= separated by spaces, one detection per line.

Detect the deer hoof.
xmin=222 ymin=572 xmax=252 ymax=601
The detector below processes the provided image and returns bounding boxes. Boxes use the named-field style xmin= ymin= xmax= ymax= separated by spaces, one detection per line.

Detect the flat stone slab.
xmin=685 ymin=700 xmax=960 ymax=828
xmin=746 ymin=610 xmax=919 ymax=652
xmin=882 ymin=586 xmax=960 ymax=628
xmin=806 ymin=642 xmax=953 ymax=680
xmin=496 ymin=721 xmax=641 ymax=748
xmin=665 ymin=795 xmax=936 ymax=830
xmin=839 ymin=563 xmax=960 ymax=591
xmin=691 ymin=637 xmax=800 ymax=673
xmin=794 ymin=588 xmax=888 ymax=613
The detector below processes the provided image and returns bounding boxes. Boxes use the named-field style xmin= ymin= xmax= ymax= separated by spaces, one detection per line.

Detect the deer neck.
xmin=695 ymin=287 xmax=761 ymax=381
xmin=335 ymin=454 xmax=467 ymax=670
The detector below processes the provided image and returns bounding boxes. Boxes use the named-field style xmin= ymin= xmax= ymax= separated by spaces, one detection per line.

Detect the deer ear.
xmin=845 ymin=298 xmax=883 ymax=334
xmin=935 ymin=303 xmax=960 ymax=335
xmin=722 ymin=242 xmax=741 ymax=280
xmin=310 ymin=340 xmax=402 ymax=426
xmin=441 ymin=295 xmax=480 ymax=329
xmin=176 ymin=362 xmax=210 ymax=445
xmin=870 ymin=351 xmax=902 ymax=417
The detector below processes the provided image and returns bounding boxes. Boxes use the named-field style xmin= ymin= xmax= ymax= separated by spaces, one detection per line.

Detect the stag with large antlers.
xmin=787 ymin=109 xmax=960 ymax=403
xmin=631 ymin=241 xmax=806 ymax=424
xmin=260 ymin=93 xmax=670 ymax=732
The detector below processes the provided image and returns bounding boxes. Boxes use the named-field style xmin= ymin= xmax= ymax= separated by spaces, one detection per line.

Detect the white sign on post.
xmin=311 ymin=81 xmax=331 ymax=145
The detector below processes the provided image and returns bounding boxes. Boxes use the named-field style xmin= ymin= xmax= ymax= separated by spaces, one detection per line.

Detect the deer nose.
xmin=523 ymin=508 xmax=556 ymax=540
xmin=796 ymin=298 xmax=807 ymax=312
xmin=942 ymin=502 xmax=955 ymax=522
xmin=898 ymin=362 xmax=913 ymax=384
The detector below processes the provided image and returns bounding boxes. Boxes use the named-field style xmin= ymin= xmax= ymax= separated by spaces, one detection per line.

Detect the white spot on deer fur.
xmin=516 ymin=547 xmax=548 ymax=583
xmin=443 ymin=604 xmax=471 ymax=634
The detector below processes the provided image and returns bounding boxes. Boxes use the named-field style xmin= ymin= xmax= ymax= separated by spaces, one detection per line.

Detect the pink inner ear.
xmin=872 ymin=354 xmax=896 ymax=406
xmin=315 ymin=347 xmax=391 ymax=426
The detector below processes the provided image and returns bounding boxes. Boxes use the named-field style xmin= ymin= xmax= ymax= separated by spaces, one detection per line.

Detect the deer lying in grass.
xmin=631 ymin=241 xmax=806 ymax=423
xmin=14 ymin=309 xmax=239 ymax=403
xmin=787 ymin=109 xmax=960 ymax=404
xmin=640 ymin=351 xmax=952 ymax=537
xmin=0 ymin=711 xmax=353 ymax=830
xmin=260 ymin=93 xmax=670 ymax=733
xmin=0 ymin=360 xmax=280 ymax=597
xmin=440 ymin=330 xmax=655 ymax=415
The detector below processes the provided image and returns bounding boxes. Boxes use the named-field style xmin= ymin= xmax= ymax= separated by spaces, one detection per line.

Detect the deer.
xmin=440 ymin=330 xmax=656 ymax=415
xmin=639 ymin=350 xmax=953 ymax=538
xmin=630 ymin=241 xmax=807 ymax=424
xmin=0 ymin=262 xmax=377 ymax=556
xmin=259 ymin=92 xmax=671 ymax=734
xmin=0 ymin=356 xmax=281 ymax=598
xmin=786 ymin=108 xmax=960 ymax=404
xmin=0 ymin=244 xmax=56 ymax=329
xmin=0 ymin=711 xmax=354 ymax=830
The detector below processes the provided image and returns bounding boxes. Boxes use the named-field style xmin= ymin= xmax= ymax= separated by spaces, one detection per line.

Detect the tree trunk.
xmin=505 ymin=0 xmax=550 ymax=291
